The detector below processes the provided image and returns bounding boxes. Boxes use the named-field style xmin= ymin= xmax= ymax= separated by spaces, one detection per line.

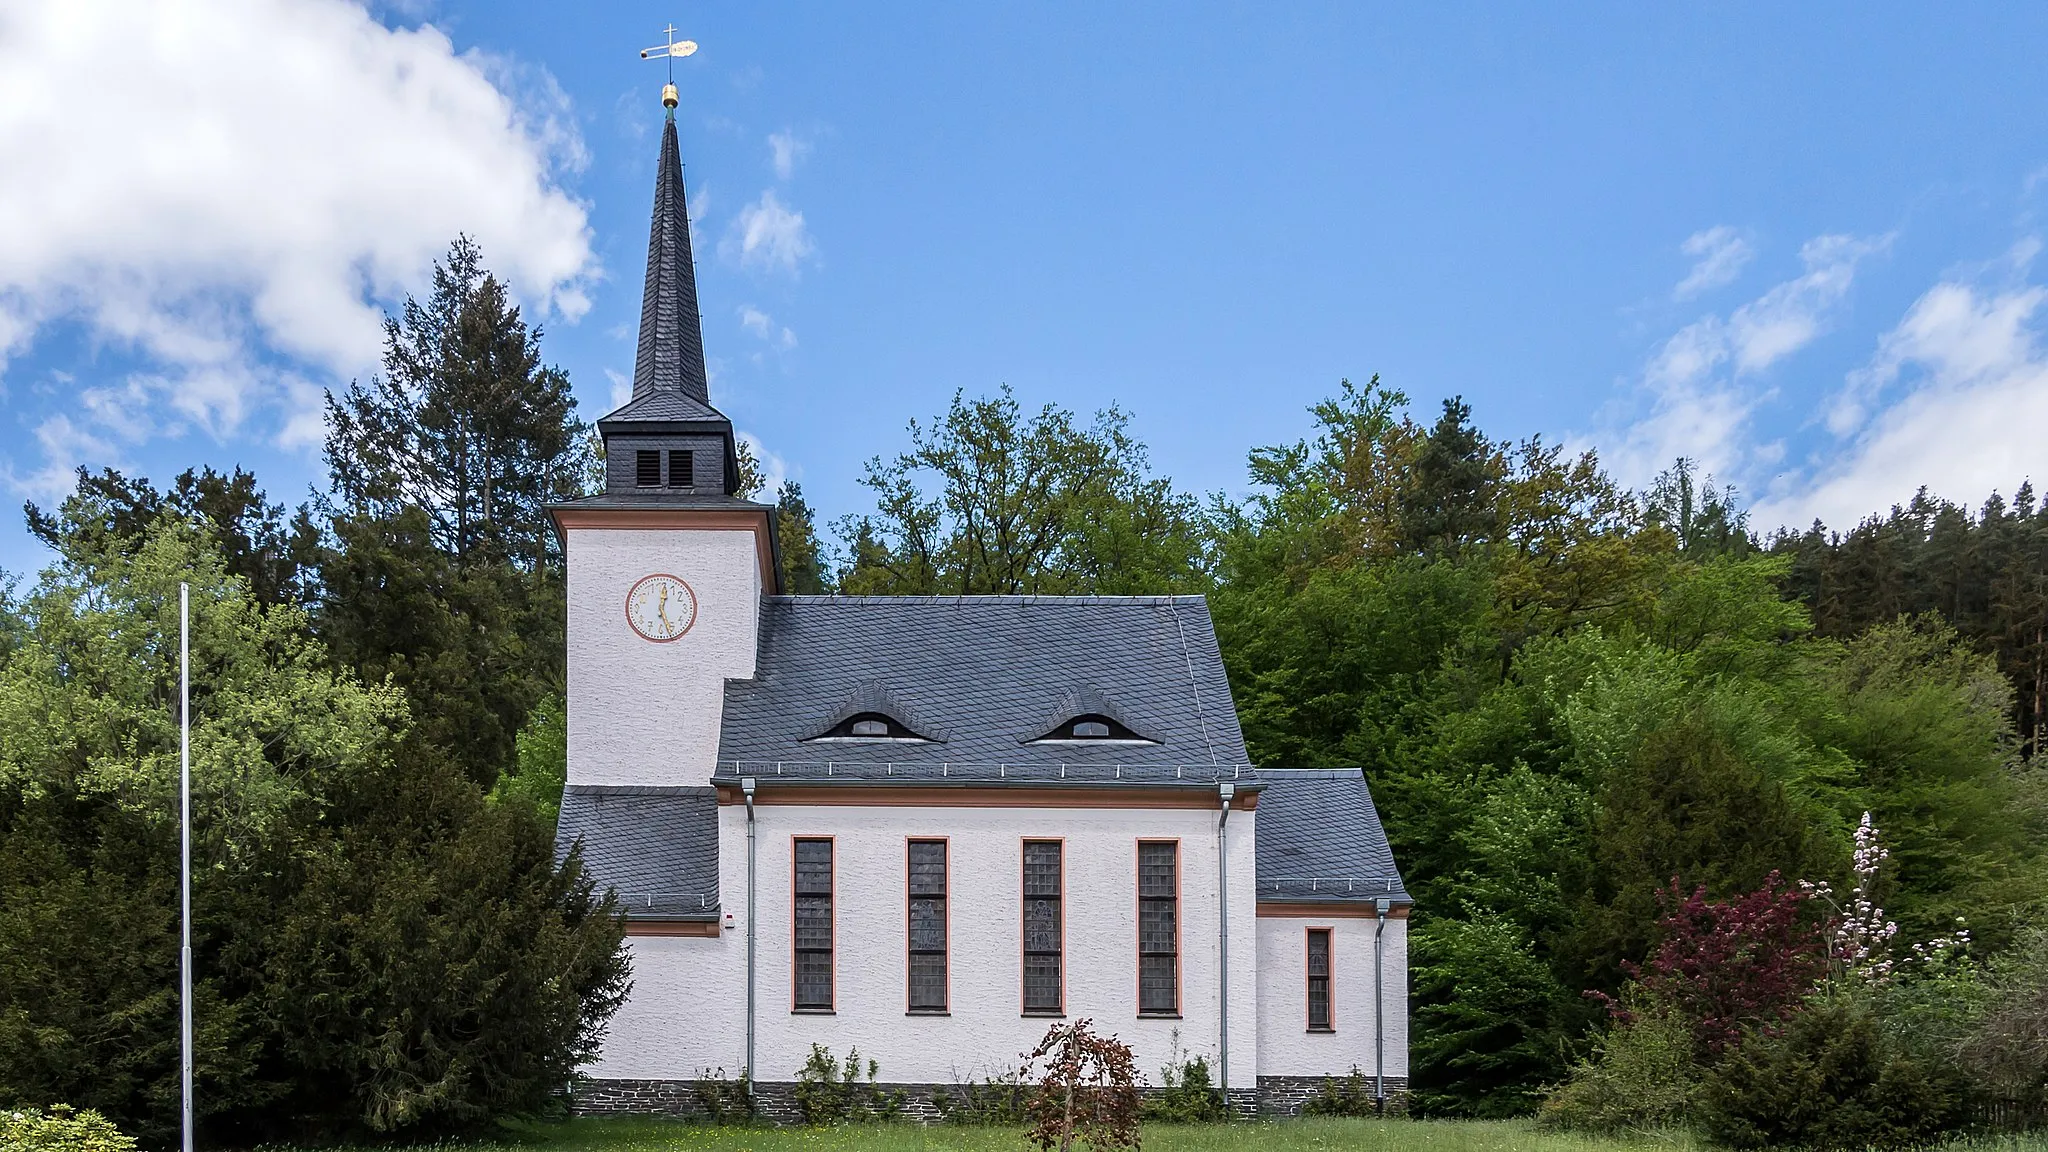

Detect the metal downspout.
xmin=1374 ymin=897 xmax=1390 ymax=1109
xmin=1217 ymin=781 xmax=1235 ymax=1115
xmin=743 ymin=777 xmax=758 ymax=1089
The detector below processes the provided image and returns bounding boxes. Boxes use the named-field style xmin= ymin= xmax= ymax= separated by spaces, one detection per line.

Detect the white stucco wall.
xmin=565 ymin=526 xmax=761 ymax=787
xmin=591 ymin=933 xmax=749 ymax=1079
xmin=593 ymin=800 xmax=1262 ymax=1088
xmin=1253 ymin=914 xmax=1407 ymax=1079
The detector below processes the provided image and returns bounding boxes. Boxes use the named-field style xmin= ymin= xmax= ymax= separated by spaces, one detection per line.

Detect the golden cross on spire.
xmin=640 ymin=24 xmax=699 ymax=108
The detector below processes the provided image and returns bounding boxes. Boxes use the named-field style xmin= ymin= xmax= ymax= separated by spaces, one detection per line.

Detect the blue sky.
xmin=7 ymin=2 xmax=2048 ymax=571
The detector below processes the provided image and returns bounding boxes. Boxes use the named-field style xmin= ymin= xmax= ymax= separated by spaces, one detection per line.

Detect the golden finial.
xmin=641 ymin=25 xmax=698 ymax=112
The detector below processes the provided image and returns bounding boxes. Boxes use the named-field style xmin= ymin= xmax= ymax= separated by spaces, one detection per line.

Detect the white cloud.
xmin=737 ymin=429 xmax=789 ymax=497
xmin=768 ymin=130 xmax=812 ymax=181
xmin=1597 ymin=233 xmax=1885 ymax=487
xmin=1754 ymin=277 xmax=2048 ymax=531
xmin=1674 ymin=225 xmax=1753 ymax=300
xmin=604 ymin=368 xmax=633 ymax=410
xmin=0 ymin=0 xmax=596 ymax=487
xmin=723 ymin=190 xmax=814 ymax=274
xmin=737 ymin=304 xmax=797 ymax=351
xmin=11 ymin=414 xmax=121 ymax=502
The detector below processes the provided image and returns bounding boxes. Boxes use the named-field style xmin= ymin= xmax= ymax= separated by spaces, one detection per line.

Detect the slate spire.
xmin=632 ymin=94 xmax=710 ymax=405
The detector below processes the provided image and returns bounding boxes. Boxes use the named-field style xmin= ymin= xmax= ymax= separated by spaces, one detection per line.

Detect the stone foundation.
xmin=573 ymin=1077 xmax=1403 ymax=1123
xmin=1257 ymin=1074 xmax=1410 ymax=1117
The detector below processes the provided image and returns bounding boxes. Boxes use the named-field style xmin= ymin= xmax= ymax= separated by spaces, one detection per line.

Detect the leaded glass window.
xmin=908 ymin=839 xmax=947 ymax=1012
xmin=1139 ymin=841 xmax=1179 ymax=1015
xmin=793 ymin=838 xmax=833 ymax=1010
xmin=1307 ymin=928 xmax=1333 ymax=1031
xmin=1023 ymin=840 xmax=1063 ymax=1014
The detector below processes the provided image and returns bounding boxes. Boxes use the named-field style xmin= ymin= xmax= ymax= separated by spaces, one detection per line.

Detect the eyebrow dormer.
xmin=1024 ymin=685 xmax=1159 ymax=745
xmin=806 ymin=680 xmax=943 ymax=743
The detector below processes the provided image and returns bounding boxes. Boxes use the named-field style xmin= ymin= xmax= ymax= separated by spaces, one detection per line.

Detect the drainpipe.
xmin=1374 ymin=897 xmax=1389 ymax=1110
xmin=743 ymin=777 xmax=758 ymax=1088
xmin=1216 ymin=781 xmax=1235 ymax=1116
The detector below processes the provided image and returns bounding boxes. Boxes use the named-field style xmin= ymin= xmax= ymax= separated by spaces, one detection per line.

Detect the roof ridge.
xmin=764 ymin=594 xmax=1210 ymax=606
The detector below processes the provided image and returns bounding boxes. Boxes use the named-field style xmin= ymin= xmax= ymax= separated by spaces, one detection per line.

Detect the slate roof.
xmin=599 ymin=389 xmax=726 ymax=427
xmin=1254 ymin=769 xmax=1411 ymax=906
xmin=715 ymin=595 xmax=1252 ymax=772
xmin=556 ymin=785 xmax=720 ymax=920
xmin=625 ymin=112 xmax=711 ymax=409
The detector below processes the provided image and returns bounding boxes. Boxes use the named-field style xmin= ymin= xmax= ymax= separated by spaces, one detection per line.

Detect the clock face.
xmin=625 ymin=574 xmax=698 ymax=642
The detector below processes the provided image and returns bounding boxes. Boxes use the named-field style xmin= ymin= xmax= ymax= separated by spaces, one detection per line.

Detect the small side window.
xmin=1307 ymin=928 xmax=1333 ymax=1031
xmin=1072 ymin=720 xmax=1111 ymax=738
xmin=851 ymin=718 xmax=889 ymax=737
xmin=668 ymin=449 xmax=695 ymax=488
xmin=635 ymin=450 xmax=661 ymax=487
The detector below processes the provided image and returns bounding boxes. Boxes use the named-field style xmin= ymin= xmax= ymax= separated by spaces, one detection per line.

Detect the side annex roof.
xmin=1254 ymin=769 xmax=1411 ymax=907
xmin=555 ymin=785 xmax=719 ymax=921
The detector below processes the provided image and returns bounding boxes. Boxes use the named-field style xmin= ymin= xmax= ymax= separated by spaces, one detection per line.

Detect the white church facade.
xmin=550 ymin=80 xmax=1411 ymax=1119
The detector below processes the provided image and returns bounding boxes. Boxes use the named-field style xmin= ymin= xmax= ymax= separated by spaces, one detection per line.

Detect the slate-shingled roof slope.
xmin=1254 ymin=769 xmax=1411 ymax=906
xmin=627 ymin=112 xmax=710 ymax=407
xmin=716 ymin=595 xmax=1251 ymax=771
xmin=556 ymin=785 xmax=720 ymax=920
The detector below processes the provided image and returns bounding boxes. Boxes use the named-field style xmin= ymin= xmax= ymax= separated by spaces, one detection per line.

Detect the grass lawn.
xmin=334 ymin=1117 xmax=2048 ymax=1152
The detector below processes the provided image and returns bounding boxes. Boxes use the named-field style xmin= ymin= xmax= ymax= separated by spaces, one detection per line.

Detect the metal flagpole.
xmin=180 ymin=582 xmax=193 ymax=1152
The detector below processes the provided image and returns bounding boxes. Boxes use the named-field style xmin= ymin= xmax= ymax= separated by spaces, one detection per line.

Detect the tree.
xmin=317 ymin=238 xmax=588 ymax=788
xmin=324 ymin=236 xmax=588 ymax=570
xmin=0 ymin=508 xmax=627 ymax=1142
xmin=26 ymin=465 xmax=318 ymax=607
xmin=775 ymin=482 xmax=831 ymax=594
xmin=1645 ymin=458 xmax=1753 ymax=559
xmin=1400 ymin=396 xmax=1498 ymax=558
xmin=836 ymin=386 xmax=1208 ymax=594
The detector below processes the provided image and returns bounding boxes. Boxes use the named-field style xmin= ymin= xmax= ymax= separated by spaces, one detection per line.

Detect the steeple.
xmin=632 ymin=93 xmax=711 ymax=405
xmin=596 ymin=79 xmax=745 ymax=498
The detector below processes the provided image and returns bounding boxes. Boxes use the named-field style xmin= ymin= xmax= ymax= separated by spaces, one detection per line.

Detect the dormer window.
xmin=1039 ymin=714 xmax=1149 ymax=742
xmin=815 ymin=711 xmax=930 ymax=741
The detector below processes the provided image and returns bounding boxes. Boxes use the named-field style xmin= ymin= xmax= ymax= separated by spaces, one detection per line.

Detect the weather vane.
xmin=640 ymin=24 xmax=699 ymax=111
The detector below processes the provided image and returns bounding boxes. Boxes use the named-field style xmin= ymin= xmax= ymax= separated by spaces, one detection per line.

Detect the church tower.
xmin=550 ymin=79 xmax=778 ymax=789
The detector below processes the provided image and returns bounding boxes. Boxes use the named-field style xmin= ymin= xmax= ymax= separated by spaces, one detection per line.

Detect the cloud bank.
xmin=0 ymin=0 xmax=596 ymax=494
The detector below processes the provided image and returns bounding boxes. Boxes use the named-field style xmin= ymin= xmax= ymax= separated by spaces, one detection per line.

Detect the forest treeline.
xmin=2 ymin=243 xmax=2044 ymax=1141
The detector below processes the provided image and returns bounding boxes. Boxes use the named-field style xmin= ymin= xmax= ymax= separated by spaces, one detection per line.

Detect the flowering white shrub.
xmin=1800 ymin=812 xmax=1968 ymax=986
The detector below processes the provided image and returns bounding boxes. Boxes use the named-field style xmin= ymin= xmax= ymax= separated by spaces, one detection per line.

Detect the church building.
xmin=550 ymin=79 xmax=1412 ymax=1120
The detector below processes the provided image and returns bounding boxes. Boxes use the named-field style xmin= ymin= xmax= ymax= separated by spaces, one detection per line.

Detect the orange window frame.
xmin=791 ymin=835 xmax=835 ymax=1012
xmin=1306 ymin=926 xmax=1335 ymax=1032
xmin=1136 ymin=838 xmax=1183 ymax=1017
xmin=906 ymin=837 xmax=950 ymax=1014
xmin=1020 ymin=837 xmax=1066 ymax=1016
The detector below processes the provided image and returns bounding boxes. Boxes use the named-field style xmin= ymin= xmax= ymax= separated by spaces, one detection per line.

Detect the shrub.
xmin=1697 ymin=994 xmax=1971 ymax=1149
xmin=691 ymin=1066 xmax=753 ymax=1125
xmin=1301 ymin=1067 xmax=1382 ymax=1117
xmin=1022 ymin=1019 xmax=1140 ymax=1152
xmin=1539 ymin=1008 xmax=1700 ymax=1133
xmin=1959 ymin=920 xmax=2048 ymax=1123
xmin=0 ymin=1106 xmax=138 ymax=1152
xmin=1612 ymin=872 xmax=1824 ymax=1055
xmin=791 ymin=1045 xmax=902 ymax=1125
xmin=1141 ymin=1041 xmax=1226 ymax=1123
xmin=933 ymin=1069 xmax=1029 ymax=1126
